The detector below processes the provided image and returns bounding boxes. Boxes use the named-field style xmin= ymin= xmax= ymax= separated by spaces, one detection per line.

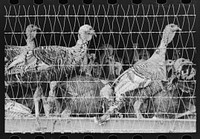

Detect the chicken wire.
xmin=4 ymin=4 xmax=196 ymax=133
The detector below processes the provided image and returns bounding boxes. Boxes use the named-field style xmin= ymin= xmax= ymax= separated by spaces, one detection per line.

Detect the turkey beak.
xmin=172 ymin=26 xmax=181 ymax=33
xmin=90 ymin=29 xmax=97 ymax=37
xmin=181 ymin=60 xmax=193 ymax=67
xmin=37 ymin=27 xmax=41 ymax=31
xmin=34 ymin=26 xmax=41 ymax=31
xmin=176 ymin=26 xmax=181 ymax=31
xmin=185 ymin=61 xmax=193 ymax=65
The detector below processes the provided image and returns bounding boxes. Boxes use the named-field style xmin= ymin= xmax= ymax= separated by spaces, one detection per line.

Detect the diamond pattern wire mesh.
xmin=4 ymin=4 xmax=196 ymax=132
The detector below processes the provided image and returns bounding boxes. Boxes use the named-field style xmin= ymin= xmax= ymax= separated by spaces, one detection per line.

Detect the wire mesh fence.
xmin=4 ymin=4 xmax=196 ymax=132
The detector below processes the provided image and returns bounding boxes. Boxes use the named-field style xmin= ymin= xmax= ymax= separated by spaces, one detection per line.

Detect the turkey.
xmin=150 ymin=59 xmax=195 ymax=119
xmin=172 ymin=58 xmax=196 ymax=119
xmin=45 ymin=76 xmax=108 ymax=117
xmin=5 ymin=24 xmax=41 ymax=75
xmin=5 ymin=24 xmax=96 ymax=118
xmin=100 ymin=59 xmax=173 ymax=118
xmin=5 ymin=24 xmax=41 ymax=87
xmin=24 ymin=24 xmax=96 ymax=73
xmin=95 ymin=23 xmax=181 ymax=125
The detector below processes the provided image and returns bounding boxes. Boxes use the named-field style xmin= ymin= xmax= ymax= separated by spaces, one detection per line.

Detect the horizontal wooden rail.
xmin=5 ymin=117 xmax=196 ymax=133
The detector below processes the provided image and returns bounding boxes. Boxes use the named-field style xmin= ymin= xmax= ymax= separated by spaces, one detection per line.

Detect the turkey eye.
xmin=156 ymin=50 xmax=160 ymax=54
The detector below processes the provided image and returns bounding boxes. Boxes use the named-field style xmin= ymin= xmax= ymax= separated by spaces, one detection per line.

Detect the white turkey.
xmin=95 ymin=23 xmax=181 ymax=125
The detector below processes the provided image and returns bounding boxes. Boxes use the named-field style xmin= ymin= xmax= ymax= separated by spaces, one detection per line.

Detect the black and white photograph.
xmin=4 ymin=0 xmax=197 ymax=134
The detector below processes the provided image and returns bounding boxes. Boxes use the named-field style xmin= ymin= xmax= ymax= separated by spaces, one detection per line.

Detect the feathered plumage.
xmin=5 ymin=24 xmax=40 ymax=74
xmin=123 ymin=58 xmax=195 ymax=119
xmin=5 ymin=94 xmax=33 ymax=119
xmin=45 ymin=76 xmax=107 ymax=117
xmin=95 ymin=24 xmax=181 ymax=124
xmin=79 ymin=53 xmax=96 ymax=76
xmin=25 ymin=24 xmax=96 ymax=73
xmin=5 ymin=46 xmax=25 ymax=63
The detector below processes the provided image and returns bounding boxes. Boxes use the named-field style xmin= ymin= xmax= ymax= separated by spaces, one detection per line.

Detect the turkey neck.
xmin=148 ymin=39 xmax=168 ymax=65
xmin=73 ymin=39 xmax=88 ymax=57
xmin=25 ymin=36 xmax=36 ymax=51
